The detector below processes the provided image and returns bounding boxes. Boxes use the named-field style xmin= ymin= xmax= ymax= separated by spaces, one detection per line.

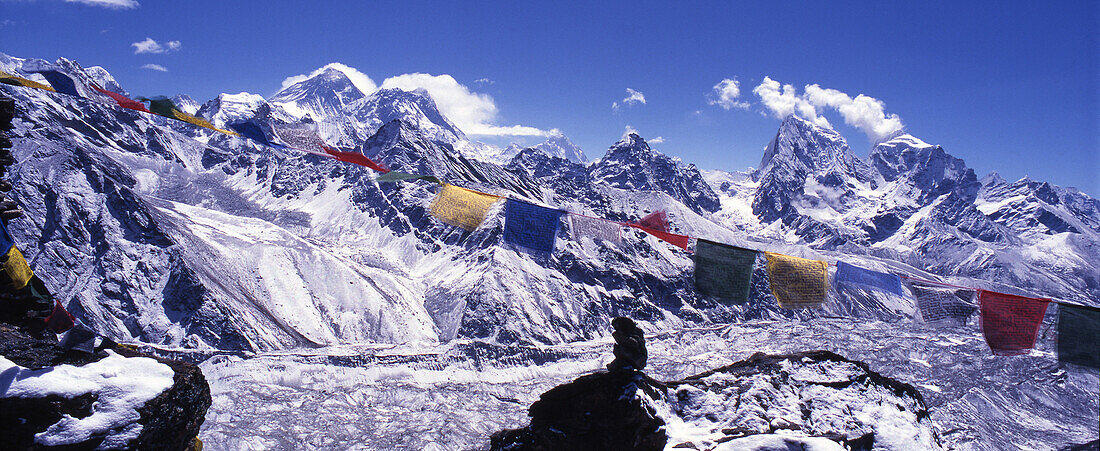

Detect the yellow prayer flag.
xmin=429 ymin=184 xmax=501 ymax=231
xmin=765 ymin=252 xmax=828 ymax=309
xmin=3 ymin=246 xmax=34 ymax=290
xmin=0 ymin=70 xmax=56 ymax=92
xmin=171 ymin=110 xmax=239 ymax=137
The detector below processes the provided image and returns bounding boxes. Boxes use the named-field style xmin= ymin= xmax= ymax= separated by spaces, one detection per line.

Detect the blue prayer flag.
xmin=0 ymin=219 xmax=14 ymax=256
xmin=835 ymin=260 xmax=905 ymax=297
xmin=228 ymin=120 xmax=282 ymax=148
xmin=28 ymin=70 xmax=81 ymax=97
xmin=503 ymin=198 xmax=564 ymax=253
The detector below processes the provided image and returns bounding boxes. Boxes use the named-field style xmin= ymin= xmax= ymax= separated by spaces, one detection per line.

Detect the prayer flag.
xmin=979 ymin=290 xmax=1049 ymax=356
xmin=429 ymin=184 xmax=501 ymax=231
xmin=92 ymin=87 xmax=150 ymax=112
xmin=835 ymin=261 xmax=905 ymax=297
xmin=627 ymin=223 xmax=691 ymax=250
xmin=376 ymin=171 xmax=442 ymax=185
xmin=228 ymin=120 xmax=282 ymax=148
xmin=0 ymin=219 xmax=14 ymax=256
xmin=272 ymin=124 xmax=330 ymax=156
xmin=45 ymin=300 xmax=75 ymax=334
xmin=26 ymin=69 xmax=80 ymax=96
xmin=325 ymin=147 xmax=390 ymax=173
xmin=1057 ymin=304 xmax=1100 ymax=369
xmin=908 ymin=281 xmax=977 ymax=326
xmin=694 ymin=239 xmax=757 ymax=303
xmin=141 ymin=97 xmax=238 ymax=136
xmin=764 ymin=252 xmax=828 ymax=309
xmin=0 ymin=70 xmax=55 ymax=91
xmin=2 ymin=245 xmax=34 ymax=290
xmin=569 ymin=214 xmax=621 ymax=245
xmin=503 ymin=198 xmax=564 ymax=253
xmin=638 ymin=211 xmax=670 ymax=232
xmin=60 ymin=323 xmax=98 ymax=354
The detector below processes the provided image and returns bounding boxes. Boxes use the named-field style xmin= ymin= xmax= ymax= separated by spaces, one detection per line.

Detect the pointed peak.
xmin=875 ymin=132 xmax=933 ymax=150
xmin=613 ymin=133 xmax=651 ymax=151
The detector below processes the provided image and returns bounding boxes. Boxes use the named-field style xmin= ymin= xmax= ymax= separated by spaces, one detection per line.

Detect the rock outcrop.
xmin=0 ymin=326 xmax=212 ymax=450
xmin=492 ymin=350 xmax=940 ymax=451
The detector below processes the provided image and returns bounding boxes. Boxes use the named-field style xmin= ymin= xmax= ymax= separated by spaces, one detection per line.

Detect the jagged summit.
xmin=351 ymin=87 xmax=465 ymax=144
xmin=492 ymin=132 xmax=586 ymax=164
xmin=752 ymin=115 xmax=877 ymax=226
xmin=590 ymin=133 xmax=720 ymax=214
xmin=269 ymin=66 xmax=368 ymax=121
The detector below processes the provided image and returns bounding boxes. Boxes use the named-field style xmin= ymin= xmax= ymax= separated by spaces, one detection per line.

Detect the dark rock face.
xmin=490 ymin=371 xmax=668 ymax=451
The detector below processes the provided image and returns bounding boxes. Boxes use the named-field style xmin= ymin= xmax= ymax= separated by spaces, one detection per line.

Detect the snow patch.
xmin=0 ymin=351 xmax=175 ymax=448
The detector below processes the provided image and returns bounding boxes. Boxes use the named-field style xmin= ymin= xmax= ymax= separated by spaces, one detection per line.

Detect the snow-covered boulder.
xmin=0 ymin=344 xmax=210 ymax=450
xmin=492 ymin=350 xmax=939 ymax=450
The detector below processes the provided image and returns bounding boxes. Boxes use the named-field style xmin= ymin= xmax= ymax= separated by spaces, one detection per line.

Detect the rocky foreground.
xmin=492 ymin=350 xmax=940 ymax=450
xmin=0 ymin=322 xmax=211 ymax=450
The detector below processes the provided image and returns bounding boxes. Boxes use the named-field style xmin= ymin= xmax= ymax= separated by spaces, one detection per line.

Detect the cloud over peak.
xmin=753 ymin=76 xmax=903 ymax=143
xmin=140 ymin=63 xmax=167 ymax=72
xmin=280 ymin=65 xmax=546 ymax=137
xmin=279 ymin=62 xmax=379 ymax=94
xmin=131 ymin=37 xmax=180 ymax=54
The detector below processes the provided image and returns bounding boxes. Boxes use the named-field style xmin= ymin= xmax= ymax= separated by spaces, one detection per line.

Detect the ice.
xmin=189 ymin=318 xmax=1098 ymax=450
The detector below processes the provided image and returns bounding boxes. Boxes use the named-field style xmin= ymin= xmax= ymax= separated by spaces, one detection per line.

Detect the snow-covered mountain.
xmin=495 ymin=132 xmax=587 ymax=164
xmin=5 ymin=54 xmax=1098 ymax=350
xmin=3 ymin=53 xmax=1098 ymax=449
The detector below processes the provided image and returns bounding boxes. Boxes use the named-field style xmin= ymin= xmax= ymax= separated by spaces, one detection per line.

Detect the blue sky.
xmin=2 ymin=0 xmax=1097 ymax=195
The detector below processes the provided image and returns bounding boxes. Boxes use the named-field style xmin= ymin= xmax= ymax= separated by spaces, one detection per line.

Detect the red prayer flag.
xmin=92 ymin=86 xmax=150 ymax=113
xmin=324 ymin=147 xmax=390 ymax=173
xmin=979 ymin=290 xmax=1049 ymax=356
xmin=638 ymin=211 xmax=670 ymax=233
xmin=45 ymin=300 xmax=76 ymax=333
xmin=628 ymin=223 xmax=691 ymax=250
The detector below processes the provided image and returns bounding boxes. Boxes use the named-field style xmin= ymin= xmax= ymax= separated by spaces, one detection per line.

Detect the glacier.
xmin=0 ymin=53 xmax=1096 ymax=449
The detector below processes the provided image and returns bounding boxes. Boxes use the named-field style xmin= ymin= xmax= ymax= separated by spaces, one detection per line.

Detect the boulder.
xmin=491 ymin=370 xmax=667 ymax=451
xmin=492 ymin=350 xmax=940 ymax=451
xmin=1 ymin=311 xmax=211 ymax=450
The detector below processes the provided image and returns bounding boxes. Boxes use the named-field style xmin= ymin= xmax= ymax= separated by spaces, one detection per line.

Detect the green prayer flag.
xmin=376 ymin=171 xmax=442 ymax=185
xmin=141 ymin=96 xmax=178 ymax=118
xmin=694 ymin=239 xmax=757 ymax=304
xmin=1057 ymin=304 xmax=1100 ymax=369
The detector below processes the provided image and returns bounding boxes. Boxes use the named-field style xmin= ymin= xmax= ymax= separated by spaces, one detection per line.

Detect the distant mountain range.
xmin=1 ymin=52 xmax=1096 ymax=352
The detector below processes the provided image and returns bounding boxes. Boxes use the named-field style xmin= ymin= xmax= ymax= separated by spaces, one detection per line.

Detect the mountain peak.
xmin=590 ymin=133 xmax=720 ymax=213
xmin=613 ymin=133 xmax=651 ymax=152
xmin=352 ymin=87 xmax=465 ymax=144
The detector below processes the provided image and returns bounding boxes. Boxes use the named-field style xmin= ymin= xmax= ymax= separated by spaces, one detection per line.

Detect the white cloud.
xmin=612 ymin=88 xmax=647 ymax=111
xmin=131 ymin=37 xmax=180 ymax=54
xmin=65 ymin=0 xmax=139 ymax=9
xmin=803 ymin=84 xmax=904 ymax=143
xmin=753 ymin=77 xmax=904 ymax=143
xmin=474 ymin=78 xmax=494 ymax=85
xmin=279 ymin=62 xmax=378 ymax=95
xmin=140 ymin=63 xmax=167 ymax=72
xmin=708 ymin=78 xmax=750 ymax=110
xmin=622 ymin=125 xmax=639 ymax=138
xmin=752 ymin=76 xmax=829 ymax=128
xmin=649 ymin=136 xmax=665 ymax=144
xmin=381 ymin=73 xmax=548 ymax=137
